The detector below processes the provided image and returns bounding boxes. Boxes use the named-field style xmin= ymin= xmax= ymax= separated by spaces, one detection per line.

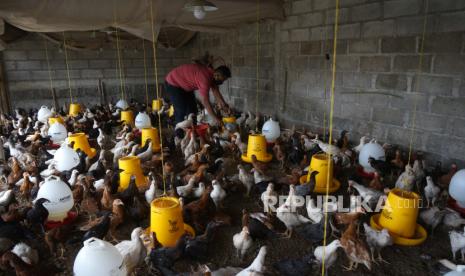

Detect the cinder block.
xmin=81 ymin=69 xmax=104 ymax=79
xmin=337 ymin=23 xmax=361 ymax=39
xmin=412 ymin=75 xmax=453 ymax=95
xmin=361 ymin=20 xmax=395 ymax=38
xmin=313 ymin=0 xmax=336 ymax=10
xmin=393 ymin=55 xmax=431 ymax=72
xmin=89 ymin=60 xmax=113 ymax=69
xmin=310 ymin=26 xmax=333 ymax=41
xmin=292 ymin=0 xmax=313 ymax=14
xmin=55 ymin=69 xmax=81 ymax=79
xmin=300 ymin=41 xmax=321 ymax=55
xmin=325 ymin=40 xmax=348 ymax=55
xmin=430 ymin=0 xmax=465 ymax=12
xmin=281 ymin=31 xmax=289 ymax=42
xmin=351 ymin=3 xmax=382 ymax=22
xmin=307 ymin=56 xmax=325 ymax=70
xmin=431 ymin=96 xmax=465 ymax=116
xmin=282 ymin=15 xmax=299 ymax=30
xmin=387 ymin=126 xmax=425 ymax=149
xmin=445 ymin=137 xmax=465 ymax=160
xmin=336 ymin=55 xmax=359 ymax=71
xmin=28 ymin=50 xmax=46 ymax=60
xmin=395 ymin=16 xmax=435 ymax=36
xmin=290 ymin=29 xmax=310 ymax=42
xmin=341 ymin=103 xmax=371 ymax=119
xmin=16 ymin=61 xmax=42 ymax=70
xmin=289 ymin=56 xmax=309 ymax=71
xmin=68 ymin=60 xmax=88 ymax=69
xmin=372 ymin=107 xmax=407 ymax=127
xmin=3 ymin=50 xmax=28 ymax=61
xmin=376 ymin=74 xmax=408 ymax=91
xmin=31 ymin=70 xmax=52 ymax=81
xmin=452 ymin=118 xmax=465 ymax=137
xmin=389 ymin=93 xmax=429 ymax=112
xmin=384 ymin=0 xmax=420 ymax=18
xmin=3 ymin=61 xmax=16 ymax=71
xmin=326 ymin=8 xmax=350 ymax=24
xmin=360 ymin=56 xmax=391 ymax=72
xmin=6 ymin=71 xmax=30 ymax=81
xmin=424 ymin=32 xmax=463 ymax=53
xmin=342 ymin=72 xmax=372 ymax=88
xmin=434 ymin=55 xmax=465 ymax=75
xmin=414 ymin=112 xmax=447 ymax=132
xmin=289 ymin=81 xmax=308 ymax=98
xmin=438 ymin=11 xmax=465 ymax=32
xmin=381 ymin=37 xmax=416 ymax=53
xmin=348 ymin=39 xmax=378 ymax=53
xmin=299 ymin=12 xmax=324 ymax=27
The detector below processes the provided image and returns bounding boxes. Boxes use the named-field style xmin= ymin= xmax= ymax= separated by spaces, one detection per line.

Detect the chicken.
xmin=81 ymin=212 xmax=111 ymax=242
xmin=443 ymin=209 xmax=465 ymax=229
xmin=0 ymin=189 xmax=14 ymax=207
xmin=368 ymin=157 xmax=392 ymax=177
xmin=395 ymin=164 xmax=415 ymax=191
xmin=182 ymin=185 xmax=216 ymax=232
xmin=252 ymin=168 xmax=272 ymax=185
xmin=44 ymin=224 xmax=73 ymax=258
xmin=183 ymin=131 xmax=198 ymax=160
xmin=348 ymin=180 xmax=384 ymax=209
xmin=147 ymin=232 xmax=187 ymax=269
xmin=313 ymin=137 xmax=341 ymax=156
xmin=242 ymin=210 xmax=277 ymax=240
xmin=250 ymin=155 xmax=268 ymax=175
xmin=26 ymin=198 xmax=50 ymax=234
xmin=232 ymin=132 xmax=247 ymax=155
xmin=176 ymin=176 xmax=197 ymax=198
xmin=439 ymin=163 xmax=458 ymax=189
xmin=233 ymin=226 xmax=253 ymax=260
xmin=340 ymin=221 xmax=372 ymax=271
xmin=11 ymin=242 xmax=38 ymax=265
xmin=273 ymin=140 xmax=286 ymax=169
xmin=184 ymin=221 xmax=222 ymax=259
xmin=450 ymin=227 xmax=465 ymax=261
xmin=1 ymin=251 xmax=37 ymax=276
xmin=236 ymin=246 xmax=267 ymax=276
xmin=353 ymin=136 xmax=368 ymax=153
xmin=115 ymin=227 xmax=146 ymax=274
xmin=210 ymin=180 xmax=226 ymax=208
xmin=100 ymin=184 xmax=115 ymax=210
xmin=277 ymin=200 xmax=311 ymax=238
xmin=244 ymin=111 xmax=258 ymax=131
xmin=19 ymin=172 xmax=33 ymax=200
xmin=420 ymin=206 xmax=448 ymax=234
xmin=412 ymin=159 xmax=425 ymax=187
xmin=238 ymin=164 xmax=254 ymax=196
xmin=175 ymin=113 xmax=194 ymax=130
xmin=363 ymin=223 xmax=393 ymax=262
xmin=7 ymin=157 xmax=23 ymax=187
xmin=137 ymin=141 xmax=153 ymax=162
xmin=261 ymin=183 xmax=278 ymax=213
xmin=192 ymin=182 xmax=205 ymax=199
xmin=368 ymin=172 xmax=383 ymax=191
xmin=295 ymin=170 xmax=318 ymax=197
xmin=391 ymin=149 xmax=405 ymax=174
xmin=334 ymin=206 xmax=365 ymax=227
xmin=306 ymin=198 xmax=324 ymax=223
xmin=424 ymin=176 xmax=440 ymax=207
xmin=314 ymin=239 xmax=341 ymax=270
xmin=109 ymin=199 xmax=125 ymax=240
xmin=145 ymin=174 xmax=161 ymax=204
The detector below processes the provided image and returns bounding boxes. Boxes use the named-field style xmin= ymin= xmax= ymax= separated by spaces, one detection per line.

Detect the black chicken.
xmin=288 ymin=136 xmax=303 ymax=165
xmin=118 ymin=175 xmax=138 ymax=206
xmin=274 ymin=252 xmax=316 ymax=276
xmin=368 ymin=157 xmax=392 ymax=177
xmin=295 ymin=170 xmax=318 ymax=197
xmin=26 ymin=198 xmax=50 ymax=234
xmin=148 ymin=233 xmax=187 ymax=268
xmin=81 ymin=212 xmax=111 ymax=242
xmin=184 ymin=221 xmax=222 ymax=259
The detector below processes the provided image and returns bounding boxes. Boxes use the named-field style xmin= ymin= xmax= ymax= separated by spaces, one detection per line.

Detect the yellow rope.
xmin=114 ymin=25 xmax=125 ymax=100
xmin=408 ymin=0 xmax=429 ymax=164
xmin=142 ymin=39 xmax=149 ymax=106
xmin=321 ymin=0 xmax=339 ymax=275
xmin=43 ymin=38 xmax=55 ymax=100
xmin=322 ymin=14 xmax=329 ymax=141
xmin=149 ymin=0 xmax=166 ymax=194
xmin=255 ymin=0 xmax=260 ymax=123
xmin=62 ymin=32 xmax=74 ymax=103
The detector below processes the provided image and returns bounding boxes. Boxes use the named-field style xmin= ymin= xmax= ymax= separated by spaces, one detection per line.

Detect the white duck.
xmin=233 ymin=226 xmax=253 ymax=260
xmin=236 ymin=246 xmax=267 ymax=276
xmin=115 ymin=227 xmax=146 ymax=274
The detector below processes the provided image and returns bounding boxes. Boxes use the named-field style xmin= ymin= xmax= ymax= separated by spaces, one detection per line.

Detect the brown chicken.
xmin=368 ymin=172 xmax=383 ymax=191
xmin=439 ymin=163 xmax=458 ymax=189
xmin=109 ymin=199 xmax=125 ymax=241
xmin=391 ymin=150 xmax=404 ymax=172
xmin=101 ymin=184 xmax=115 ymax=210
xmin=1 ymin=203 xmax=28 ymax=223
xmin=7 ymin=157 xmax=22 ymax=187
xmin=251 ymin=155 xmax=268 ymax=175
xmin=340 ymin=221 xmax=372 ymax=271
xmin=277 ymin=168 xmax=302 ymax=186
xmin=1 ymin=251 xmax=36 ymax=276
xmin=72 ymin=183 xmax=84 ymax=207
xmin=19 ymin=172 xmax=33 ymax=199
xmin=80 ymin=187 xmax=100 ymax=217
xmin=273 ymin=140 xmax=286 ymax=169
xmin=183 ymin=185 xmax=216 ymax=232
xmin=44 ymin=224 xmax=74 ymax=258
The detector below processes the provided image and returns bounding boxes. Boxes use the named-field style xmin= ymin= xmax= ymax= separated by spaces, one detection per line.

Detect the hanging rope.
xmin=321 ymin=0 xmax=339 ymax=275
xmin=255 ymin=0 xmax=260 ymax=123
xmin=142 ymin=39 xmax=149 ymax=106
xmin=43 ymin=38 xmax=55 ymax=101
xmin=114 ymin=25 xmax=126 ymax=100
xmin=322 ymin=12 xmax=330 ymax=141
xmin=408 ymin=0 xmax=429 ymax=164
xmin=62 ymin=32 xmax=74 ymax=103
xmin=149 ymin=0 xmax=167 ymax=194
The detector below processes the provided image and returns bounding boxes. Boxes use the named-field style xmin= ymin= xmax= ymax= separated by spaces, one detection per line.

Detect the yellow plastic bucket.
xmin=48 ymin=116 xmax=64 ymax=125
xmin=168 ymin=105 xmax=174 ymax=117
xmin=121 ymin=110 xmax=134 ymax=126
xmin=67 ymin=133 xmax=96 ymax=158
xmin=151 ymin=197 xmax=195 ymax=247
xmin=69 ymin=103 xmax=81 ymax=117
xmin=378 ymin=189 xmax=420 ymax=238
xmin=222 ymin=117 xmax=236 ymax=124
xmin=152 ymin=99 xmax=163 ymax=111
xmin=241 ymin=134 xmax=272 ymax=163
xmin=141 ymin=128 xmax=161 ymax=152
xmin=118 ymin=156 xmax=147 ymax=190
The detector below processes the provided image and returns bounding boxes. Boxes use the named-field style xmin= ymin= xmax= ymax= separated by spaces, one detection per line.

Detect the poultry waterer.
xmin=54 ymin=143 xmax=80 ymax=172
xmin=152 ymin=99 xmax=163 ymax=111
xmin=120 ymin=110 xmax=135 ymax=127
xmin=73 ymin=237 xmax=127 ymax=276
xmin=135 ymin=111 xmax=152 ymax=129
xmin=299 ymin=153 xmax=340 ymax=193
xmin=67 ymin=132 xmax=97 ymax=158
xmin=48 ymin=116 xmax=64 ymax=125
xmin=118 ymin=156 xmax=148 ymax=190
xmin=150 ymin=197 xmax=195 ymax=247
xmin=448 ymin=169 xmax=465 ymax=215
xmin=38 ymin=105 xmax=53 ymax=123
xmin=359 ymin=141 xmax=385 ymax=174
xmin=241 ymin=134 xmax=272 ymax=163
xmin=141 ymin=127 xmax=161 ymax=152
xmin=48 ymin=123 xmax=67 ymax=143
xmin=261 ymin=118 xmax=281 ymax=143
xmin=370 ymin=188 xmax=427 ymax=246
xmin=115 ymin=99 xmax=129 ymax=110
xmin=68 ymin=103 xmax=81 ymax=117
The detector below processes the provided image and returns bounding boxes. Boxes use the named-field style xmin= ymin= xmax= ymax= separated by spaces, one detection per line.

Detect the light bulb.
xmin=193 ymin=6 xmax=206 ymax=20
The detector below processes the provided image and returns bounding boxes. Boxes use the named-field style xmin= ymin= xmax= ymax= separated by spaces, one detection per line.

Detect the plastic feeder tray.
xmin=241 ymin=134 xmax=272 ymax=163
xmin=121 ymin=110 xmax=135 ymax=127
xmin=141 ymin=128 xmax=161 ymax=152
xmin=69 ymin=103 xmax=81 ymax=117
xmin=118 ymin=156 xmax=148 ymax=191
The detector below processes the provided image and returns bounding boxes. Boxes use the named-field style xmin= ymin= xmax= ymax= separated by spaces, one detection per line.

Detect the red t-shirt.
xmin=166 ymin=64 xmax=214 ymax=98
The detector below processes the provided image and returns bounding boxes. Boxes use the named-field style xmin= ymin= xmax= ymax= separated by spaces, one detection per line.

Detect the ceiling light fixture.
xmin=184 ymin=0 xmax=218 ymax=20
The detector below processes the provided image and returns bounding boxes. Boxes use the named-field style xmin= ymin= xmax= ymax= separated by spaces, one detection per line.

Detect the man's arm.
xmin=210 ymin=84 xmax=228 ymax=109
xmin=200 ymin=94 xmax=221 ymax=125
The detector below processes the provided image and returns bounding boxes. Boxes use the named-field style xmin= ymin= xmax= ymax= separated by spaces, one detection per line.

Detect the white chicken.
xmin=238 ymin=165 xmax=254 ymax=196
xmin=261 ymin=183 xmax=278 ymax=213
xmin=313 ymin=136 xmax=341 ymax=156
xmin=444 ymin=209 xmax=465 ymax=229
xmin=0 ymin=190 xmax=14 ymax=206
xmin=424 ymin=176 xmax=440 ymax=207
xmin=145 ymin=174 xmax=161 ymax=204
xmin=192 ymin=182 xmax=206 ymax=198
xmin=115 ymin=227 xmax=146 ymax=274
xmin=412 ymin=159 xmax=425 ymax=187
xmin=348 ymin=180 xmax=385 ymax=209
xmin=306 ymin=198 xmax=324 ymax=223
xmin=233 ymin=226 xmax=253 ymax=260
xmin=301 ymin=134 xmax=318 ymax=151
xmin=252 ymin=168 xmax=272 ymax=184
xmin=175 ymin=113 xmax=195 ymax=130
xmin=277 ymin=195 xmax=311 ymax=238
xmin=420 ymin=206 xmax=448 ymax=234
xmin=137 ymin=141 xmax=153 ymax=162
xmin=314 ymin=240 xmax=341 ymax=270
xmin=236 ymin=246 xmax=267 ymax=276
xmin=235 ymin=112 xmax=246 ymax=126
xmin=363 ymin=223 xmax=393 ymax=262
xmin=353 ymin=136 xmax=368 ymax=153
xmin=40 ymin=162 xmax=58 ymax=178
xmin=244 ymin=111 xmax=258 ymax=131
xmin=176 ymin=177 xmax=197 ymax=198
xmin=11 ymin=242 xmax=39 ymax=265
xmin=232 ymin=132 xmax=247 ymax=154
xmin=210 ymin=180 xmax=226 ymax=208
xmin=183 ymin=132 xmax=197 ymax=160
xmin=395 ymin=164 xmax=415 ymax=191
xmin=449 ymin=227 xmax=465 ymax=261
xmin=67 ymin=169 xmax=79 ymax=187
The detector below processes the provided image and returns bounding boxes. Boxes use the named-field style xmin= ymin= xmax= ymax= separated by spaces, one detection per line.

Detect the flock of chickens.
xmin=0 ymin=99 xmax=462 ymax=276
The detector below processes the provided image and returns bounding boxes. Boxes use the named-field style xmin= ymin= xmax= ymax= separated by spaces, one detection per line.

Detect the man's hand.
xmin=221 ymin=103 xmax=232 ymax=115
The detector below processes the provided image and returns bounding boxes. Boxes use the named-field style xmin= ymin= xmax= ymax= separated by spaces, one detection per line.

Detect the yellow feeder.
xmin=69 ymin=103 xmax=81 ymax=117
xmin=121 ymin=110 xmax=134 ymax=126
xmin=48 ymin=116 xmax=64 ymax=125
xmin=141 ymin=128 xmax=161 ymax=152
xmin=152 ymin=99 xmax=163 ymax=111
xmin=370 ymin=188 xmax=427 ymax=246
xmin=168 ymin=105 xmax=174 ymax=117
xmin=241 ymin=134 xmax=272 ymax=163
xmin=118 ymin=156 xmax=147 ymax=190
xmin=299 ymin=153 xmax=340 ymax=193
xmin=151 ymin=197 xmax=195 ymax=247
xmin=67 ymin=133 xmax=97 ymax=158
xmin=222 ymin=116 xmax=236 ymax=124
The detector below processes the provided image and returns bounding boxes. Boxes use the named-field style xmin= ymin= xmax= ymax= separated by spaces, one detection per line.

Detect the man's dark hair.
xmin=215 ymin=65 xmax=231 ymax=78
